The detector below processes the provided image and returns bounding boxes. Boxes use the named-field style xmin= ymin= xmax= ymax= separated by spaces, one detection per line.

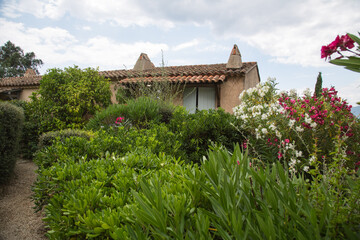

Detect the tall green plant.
xmin=314 ymin=72 xmax=322 ymax=97
xmin=29 ymin=66 xmax=111 ymax=133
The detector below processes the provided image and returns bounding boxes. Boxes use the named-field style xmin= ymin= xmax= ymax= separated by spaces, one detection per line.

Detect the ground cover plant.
xmin=32 ymin=79 xmax=359 ymax=239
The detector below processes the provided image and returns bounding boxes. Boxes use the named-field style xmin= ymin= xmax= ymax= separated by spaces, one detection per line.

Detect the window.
xmin=183 ymin=86 xmax=216 ymax=113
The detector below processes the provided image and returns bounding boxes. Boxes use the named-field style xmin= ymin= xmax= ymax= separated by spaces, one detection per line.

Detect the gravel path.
xmin=0 ymin=160 xmax=47 ymax=240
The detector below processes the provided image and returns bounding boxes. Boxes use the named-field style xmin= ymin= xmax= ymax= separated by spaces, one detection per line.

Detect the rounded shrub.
xmin=38 ymin=128 xmax=93 ymax=150
xmin=0 ymin=101 xmax=24 ymax=183
xmin=86 ymin=104 xmax=128 ymax=130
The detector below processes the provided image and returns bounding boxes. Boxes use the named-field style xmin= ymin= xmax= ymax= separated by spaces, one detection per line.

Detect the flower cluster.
xmin=321 ymin=34 xmax=355 ymax=60
xmin=115 ymin=116 xmax=125 ymax=125
xmin=234 ymin=80 xmax=359 ymax=175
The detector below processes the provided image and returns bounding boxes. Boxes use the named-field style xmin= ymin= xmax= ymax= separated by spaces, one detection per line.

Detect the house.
xmin=0 ymin=44 xmax=260 ymax=113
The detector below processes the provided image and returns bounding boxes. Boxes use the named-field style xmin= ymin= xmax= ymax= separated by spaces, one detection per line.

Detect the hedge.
xmin=0 ymin=101 xmax=24 ymax=184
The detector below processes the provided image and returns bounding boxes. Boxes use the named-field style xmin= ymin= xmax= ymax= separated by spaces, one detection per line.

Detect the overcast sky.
xmin=0 ymin=0 xmax=359 ymax=104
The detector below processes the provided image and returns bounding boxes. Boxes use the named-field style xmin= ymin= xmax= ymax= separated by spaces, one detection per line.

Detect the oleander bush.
xmin=233 ymin=79 xmax=360 ymax=175
xmin=0 ymin=101 xmax=24 ymax=183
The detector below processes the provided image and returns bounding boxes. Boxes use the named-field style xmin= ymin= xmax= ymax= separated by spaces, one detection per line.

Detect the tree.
xmin=29 ymin=66 xmax=111 ymax=132
xmin=314 ymin=72 xmax=322 ymax=97
xmin=0 ymin=41 xmax=43 ymax=78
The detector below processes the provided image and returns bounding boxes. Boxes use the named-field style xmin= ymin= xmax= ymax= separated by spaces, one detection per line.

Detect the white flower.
xmin=295 ymin=126 xmax=304 ymax=132
xmin=310 ymin=122 xmax=317 ymax=128
xmin=302 ymin=88 xmax=312 ymax=97
xmin=276 ymin=130 xmax=282 ymax=138
xmin=303 ymin=166 xmax=309 ymax=172
xmin=269 ymin=124 xmax=276 ymax=131
xmin=261 ymin=114 xmax=268 ymax=120
xmin=289 ymin=119 xmax=296 ymax=128
xmin=290 ymin=89 xmax=297 ymax=96
xmin=261 ymin=128 xmax=268 ymax=134
xmin=295 ymin=150 xmax=303 ymax=158
xmin=309 ymin=156 xmax=316 ymax=165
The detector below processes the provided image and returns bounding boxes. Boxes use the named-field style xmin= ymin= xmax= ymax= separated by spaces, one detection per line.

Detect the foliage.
xmin=38 ymin=129 xmax=93 ymax=150
xmin=168 ymin=108 xmax=244 ymax=164
xmin=115 ymin=66 xmax=184 ymax=104
xmin=0 ymin=101 xmax=24 ymax=183
xmin=314 ymin=72 xmax=322 ymax=97
xmin=321 ymin=33 xmax=360 ymax=73
xmin=0 ymin=40 xmax=43 ymax=78
xmin=33 ymin=141 xmax=360 ymax=239
xmin=233 ymin=79 xmax=360 ymax=175
xmin=86 ymin=104 xmax=129 ymax=130
xmin=86 ymin=97 xmax=176 ymax=130
xmin=10 ymin=100 xmax=41 ymax=159
xmin=29 ymin=66 xmax=111 ymax=133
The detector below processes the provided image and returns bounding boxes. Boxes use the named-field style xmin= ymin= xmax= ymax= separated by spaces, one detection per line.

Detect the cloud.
xmin=1 ymin=0 xmax=359 ymax=67
xmin=0 ymin=18 xmax=168 ymax=72
xmin=172 ymin=39 xmax=200 ymax=51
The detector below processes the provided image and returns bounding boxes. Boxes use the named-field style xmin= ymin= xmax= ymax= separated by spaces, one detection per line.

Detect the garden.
xmin=0 ymin=34 xmax=359 ymax=239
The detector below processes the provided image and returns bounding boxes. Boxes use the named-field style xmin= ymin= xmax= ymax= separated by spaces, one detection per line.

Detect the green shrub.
xmin=169 ymin=108 xmax=244 ymax=163
xmin=10 ymin=100 xmax=40 ymax=159
xmin=33 ymin=142 xmax=359 ymax=239
xmin=29 ymin=66 xmax=111 ymax=133
xmin=38 ymin=129 xmax=93 ymax=150
xmin=125 ymin=96 xmax=161 ymax=128
xmin=0 ymin=101 xmax=24 ymax=183
xmin=86 ymin=104 xmax=128 ymax=130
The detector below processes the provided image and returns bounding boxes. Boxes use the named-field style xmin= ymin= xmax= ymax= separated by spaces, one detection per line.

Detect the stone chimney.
xmin=226 ymin=44 xmax=242 ymax=69
xmin=24 ymin=68 xmax=37 ymax=77
xmin=133 ymin=53 xmax=155 ymax=71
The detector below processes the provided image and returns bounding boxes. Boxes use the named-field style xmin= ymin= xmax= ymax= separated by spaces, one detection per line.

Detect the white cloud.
xmin=0 ymin=18 xmax=168 ymax=72
xmin=1 ymin=0 xmax=359 ymax=67
xmin=172 ymin=39 xmax=200 ymax=51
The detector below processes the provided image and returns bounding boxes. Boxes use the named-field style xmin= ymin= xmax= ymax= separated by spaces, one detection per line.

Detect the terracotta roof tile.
xmin=121 ymin=74 xmax=226 ymax=84
xmin=0 ymin=75 xmax=42 ymax=87
xmin=0 ymin=62 xmax=257 ymax=88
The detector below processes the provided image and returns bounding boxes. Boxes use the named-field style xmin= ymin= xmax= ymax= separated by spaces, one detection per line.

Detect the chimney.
xmin=226 ymin=44 xmax=242 ymax=69
xmin=24 ymin=68 xmax=37 ymax=77
xmin=133 ymin=53 xmax=155 ymax=71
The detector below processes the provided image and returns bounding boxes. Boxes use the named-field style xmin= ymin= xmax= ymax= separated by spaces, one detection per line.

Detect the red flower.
xmin=340 ymin=34 xmax=355 ymax=50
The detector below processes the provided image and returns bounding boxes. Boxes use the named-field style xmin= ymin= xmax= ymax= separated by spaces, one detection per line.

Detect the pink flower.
xmin=115 ymin=116 xmax=125 ymax=125
xmin=285 ymin=139 xmax=290 ymax=143
xmin=329 ymin=35 xmax=341 ymax=51
xmin=340 ymin=34 xmax=355 ymax=50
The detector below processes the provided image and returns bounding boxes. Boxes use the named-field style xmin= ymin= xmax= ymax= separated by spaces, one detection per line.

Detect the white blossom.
xmin=303 ymin=166 xmax=309 ymax=172
xmin=261 ymin=128 xmax=268 ymax=134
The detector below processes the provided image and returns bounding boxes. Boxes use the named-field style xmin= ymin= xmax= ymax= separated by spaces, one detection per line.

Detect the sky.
xmin=0 ymin=0 xmax=359 ymax=105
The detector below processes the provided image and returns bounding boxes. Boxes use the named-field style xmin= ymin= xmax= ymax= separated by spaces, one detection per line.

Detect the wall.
xmin=19 ymin=88 xmax=37 ymax=101
xmin=219 ymin=76 xmax=245 ymax=113
xmin=244 ymin=66 xmax=260 ymax=90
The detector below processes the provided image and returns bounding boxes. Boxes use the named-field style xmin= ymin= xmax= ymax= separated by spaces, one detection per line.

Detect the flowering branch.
xmin=321 ymin=33 xmax=360 ymax=73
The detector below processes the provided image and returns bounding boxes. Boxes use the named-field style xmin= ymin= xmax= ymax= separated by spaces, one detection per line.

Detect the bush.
xmin=0 ymin=101 xmax=24 ymax=183
xmin=33 ymin=142 xmax=359 ymax=239
xmin=169 ymin=108 xmax=244 ymax=163
xmin=29 ymin=66 xmax=111 ymax=133
xmin=86 ymin=104 xmax=129 ymax=130
xmin=10 ymin=100 xmax=41 ymax=159
xmin=233 ymin=79 xmax=360 ymax=175
xmin=38 ymin=129 xmax=93 ymax=150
